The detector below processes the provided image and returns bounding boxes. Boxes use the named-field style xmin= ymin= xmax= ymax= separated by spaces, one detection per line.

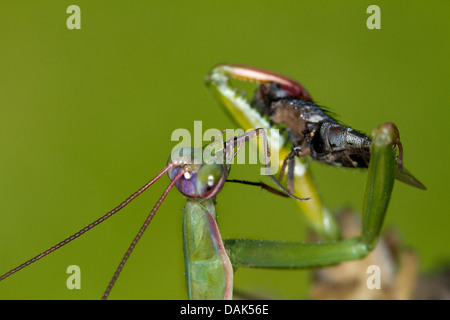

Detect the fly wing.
xmin=395 ymin=167 xmax=427 ymax=190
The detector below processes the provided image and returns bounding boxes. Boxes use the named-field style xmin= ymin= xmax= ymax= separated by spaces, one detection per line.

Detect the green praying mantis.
xmin=0 ymin=64 xmax=425 ymax=299
xmin=180 ymin=122 xmax=408 ymax=300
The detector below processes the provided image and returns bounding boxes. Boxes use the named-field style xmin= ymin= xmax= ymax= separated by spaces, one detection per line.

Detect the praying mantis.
xmin=0 ymin=64 xmax=425 ymax=299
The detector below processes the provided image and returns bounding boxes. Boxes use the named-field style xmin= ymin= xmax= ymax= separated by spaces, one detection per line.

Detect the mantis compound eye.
xmin=196 ymin=164 xmax=226 ymax=199
xmin=168 ymin=163 xmax=226 ymax=199
xmin=167 ymin=165 xmax=197 ymax=199
xmin=167 ymin=147 xmax=227 ymax=199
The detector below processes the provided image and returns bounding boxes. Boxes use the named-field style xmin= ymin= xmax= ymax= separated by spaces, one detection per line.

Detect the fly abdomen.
xmin=328 ymin=123 xmax=371 ymax=150
xmin=311 ymin=123 xmax=372 ymax=168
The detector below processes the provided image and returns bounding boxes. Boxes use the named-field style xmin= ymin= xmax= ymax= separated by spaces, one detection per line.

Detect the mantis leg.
xmin=224 ymin=123 xmax=397 ymax=269
xmin=183 ymin=198 xmax=233 ymax=300
xmin=206 ymin=65 xmax=339 ymax=240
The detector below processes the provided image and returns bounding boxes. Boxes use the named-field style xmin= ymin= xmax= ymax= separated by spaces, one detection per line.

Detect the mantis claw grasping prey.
xmin=0 ymin=64 xmax=425 ymax=300
xmin=206 ymin=64 xmax=426 ymax=240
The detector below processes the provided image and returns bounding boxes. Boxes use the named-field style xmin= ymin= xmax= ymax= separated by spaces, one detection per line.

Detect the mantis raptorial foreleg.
xmin=224 ymin=123 xmax=397 ymax=270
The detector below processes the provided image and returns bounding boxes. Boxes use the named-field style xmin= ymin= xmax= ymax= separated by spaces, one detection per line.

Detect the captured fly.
xmin=251 ymin=80 xmax=426 ymax=190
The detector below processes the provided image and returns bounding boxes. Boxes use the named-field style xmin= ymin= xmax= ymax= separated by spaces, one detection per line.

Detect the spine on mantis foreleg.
xmin=183 ymin=199 xmax=233 ymax=300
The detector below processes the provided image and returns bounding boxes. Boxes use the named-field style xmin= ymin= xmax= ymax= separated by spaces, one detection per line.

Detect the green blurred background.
xmin=0 ymin=1 xmax=448 ymax=299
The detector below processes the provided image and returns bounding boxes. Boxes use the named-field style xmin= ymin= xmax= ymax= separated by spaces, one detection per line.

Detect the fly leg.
xmin=382 ymin=123 xmax=426 ymax=190
xmin=226 ymin=179 xmax=290 ymax=198
xmin=224 ymin=128 xmax=309 ymax=201
xmin=279 ymin=146 xmax=305 ymax=194
xmin=387 ymin=122 xmax=403 ymax=168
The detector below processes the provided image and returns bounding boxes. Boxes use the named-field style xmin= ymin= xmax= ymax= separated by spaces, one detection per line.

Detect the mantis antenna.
xmin=102 ymin=167 xmax=186 ymax=299
xmin=0 ymin=163 xmax=176 ymax=282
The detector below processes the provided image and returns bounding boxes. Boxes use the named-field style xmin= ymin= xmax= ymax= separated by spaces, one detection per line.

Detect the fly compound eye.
xmin=196 ymin=164 xmax=226 ymax=199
